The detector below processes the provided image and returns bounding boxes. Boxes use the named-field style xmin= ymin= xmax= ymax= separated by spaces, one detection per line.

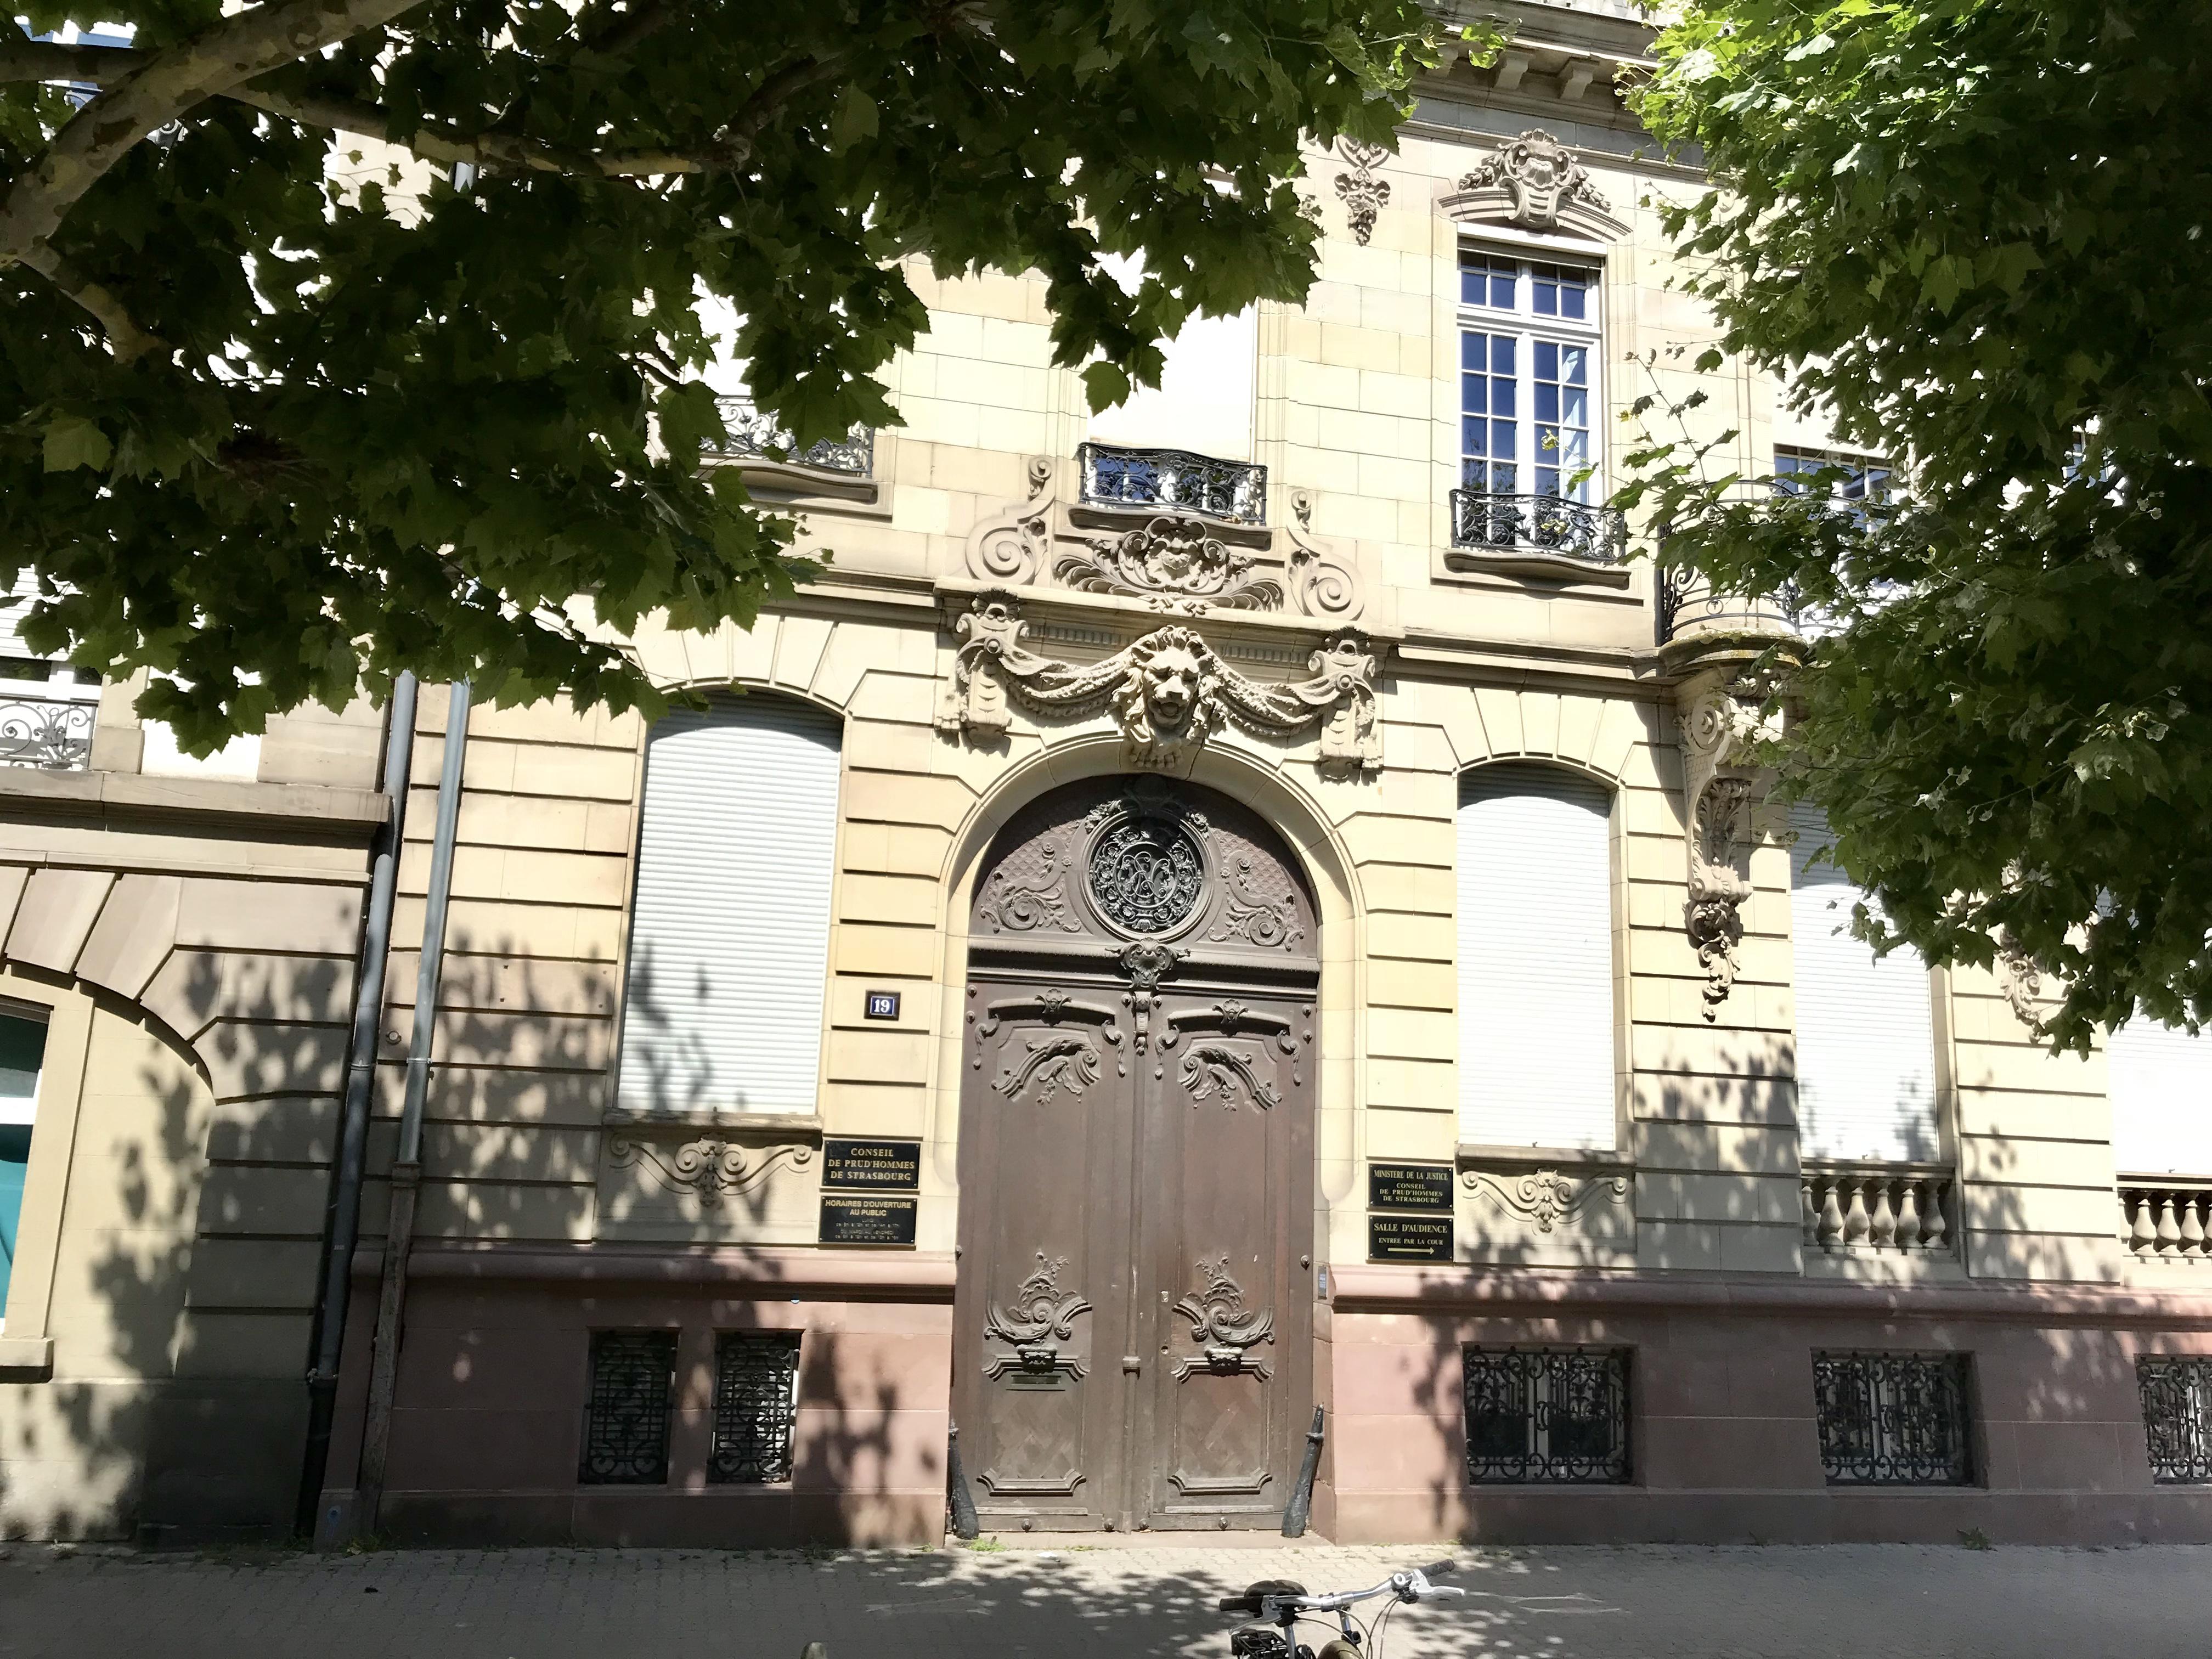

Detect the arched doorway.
xmin=952 ymin=776 xmax=1319 ymax=1532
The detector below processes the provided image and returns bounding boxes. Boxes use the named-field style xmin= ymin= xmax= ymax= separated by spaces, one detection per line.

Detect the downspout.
xmin=355 ymin=679 xmax=472 ymax=1533
xmin=296 ymin=670 xmax=416 ymax=1541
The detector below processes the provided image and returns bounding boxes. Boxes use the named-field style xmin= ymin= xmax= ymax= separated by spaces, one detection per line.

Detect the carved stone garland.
xmin=1455 ymin=129 xmax=1612 ymax=233
xmin=606 ymin=1135 xmax=814 ymax=1207
xmin=1333 ymin=137 xmax=1391 ymax=246
xmin=1170 ymin=1254 xmax=1276 ymax=1379
xmin=936 ymin=594 xmax=1381 ymax=774
xmin=982 ymin=1251 xmax=1093 ymax=1379
xmin=1679 ymin=676 xmax=1770 ymax=1020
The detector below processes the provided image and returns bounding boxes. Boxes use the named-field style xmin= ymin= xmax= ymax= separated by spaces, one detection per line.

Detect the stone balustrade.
xmin=1801 ymin=1161 xmax=1956 ymax=1256
xmin=2119 ymin=1180 xmax=2212 ymax=1262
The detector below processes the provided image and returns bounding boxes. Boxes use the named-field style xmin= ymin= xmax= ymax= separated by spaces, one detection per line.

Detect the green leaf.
xmin=42 ymin=416 xmax=112 ymax=473
xmin=828 ymin=87 xmax=879 ymax=153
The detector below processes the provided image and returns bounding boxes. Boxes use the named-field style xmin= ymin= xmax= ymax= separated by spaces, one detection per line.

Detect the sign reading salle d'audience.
xmin=819 ymin=1137 xmax=922 ymax=1246
xmin=1367 ymin=1160 xmax=1455 ymax=1263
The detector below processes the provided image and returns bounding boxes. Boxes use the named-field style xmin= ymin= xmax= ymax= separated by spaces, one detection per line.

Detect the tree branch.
xmin=227 ymin=83 xmax=723 ymax=176
xmin=0 ymin=36 xmax=151 ymax=85
xmin=0 ymin=0 xmax=435 ymax=269
xmin=18 ymin=241 xmax=165 ymax=362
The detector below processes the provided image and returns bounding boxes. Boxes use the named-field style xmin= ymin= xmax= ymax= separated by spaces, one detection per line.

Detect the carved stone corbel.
xmin=1677 ymin=670 xmax=1775 ymax=1020
xmin=1285 ymin=490 xmax=1363 ymax=623
xmin=962 ymin=455 xmax=1058 ymax=583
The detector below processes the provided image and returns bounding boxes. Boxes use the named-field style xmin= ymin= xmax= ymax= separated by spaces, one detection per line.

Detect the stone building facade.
xmin=3 ymin=0 xmax=2212 ymax=1547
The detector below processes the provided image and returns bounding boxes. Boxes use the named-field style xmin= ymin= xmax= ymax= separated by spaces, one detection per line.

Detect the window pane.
xmin=1535 ymin=341 xmax=1558 ymax=380
xmin=1491 ymin=336 xmax=1515 ymax=374
xmin=1461 ymin=372 xmax=1486 ymax=414
xmin=1561 ymin=345 xmax=1587 ymax=385
xmin=1463 ymin=415 xmax=1488 ymax=455
xmin=1536 ymin=383 xmax=1560 ymax=423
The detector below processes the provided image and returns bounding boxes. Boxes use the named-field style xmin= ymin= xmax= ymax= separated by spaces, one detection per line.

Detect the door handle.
xmin=1122 ymin=1355 xmax=1143 ymax=1373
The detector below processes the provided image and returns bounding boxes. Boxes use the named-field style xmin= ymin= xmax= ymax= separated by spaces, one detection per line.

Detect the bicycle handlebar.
xmin=1414 ymin=1559 xmax=1457 ymax=1579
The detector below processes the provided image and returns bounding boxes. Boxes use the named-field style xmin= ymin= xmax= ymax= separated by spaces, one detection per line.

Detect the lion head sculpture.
xmin=1113 ymin=628 xmax=1221 ymax=758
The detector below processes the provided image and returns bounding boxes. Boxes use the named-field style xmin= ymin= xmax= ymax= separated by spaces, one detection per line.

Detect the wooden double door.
xmin=952 ymin=778 xmax=1319 ymax=1532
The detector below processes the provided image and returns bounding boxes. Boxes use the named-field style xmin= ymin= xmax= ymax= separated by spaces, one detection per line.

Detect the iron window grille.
xmin=1462 ymin=1346 xmax=1632 ymax=1484
xmin=1813 ymin=1351 xmax=1975 ymax=1486
xmin=2138 ymin=1356 xmax=2212 ymax=1483
xmin=1075 ymin=442 xmax=1267 ymax=525
xmin=710 ymin=1331 xmax=802 ymax=1484
xmin=579 ymin=1330 xmax=676 ymax=1485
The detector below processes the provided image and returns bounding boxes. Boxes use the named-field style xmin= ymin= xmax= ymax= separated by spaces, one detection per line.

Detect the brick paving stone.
xmin=1 ymin=1540 xmax=2209 ymax=1659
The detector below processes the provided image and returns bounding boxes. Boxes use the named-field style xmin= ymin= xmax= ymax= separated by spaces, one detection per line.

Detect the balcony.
xmin=2120 ymin=1179 xmax=2212 ymax=1265
xmin=0 ymin=678 xmax=98 ymax=771
xmin=1075 ymin=442 xmax=1266 ymax=526
xmin=1447 ymin=489 xmax=1627 ymax=580
xmin=1802 ymin=1160 xmax=1957 ymax=1258
xmin=708 ymin=397 xmax=872 ymax=477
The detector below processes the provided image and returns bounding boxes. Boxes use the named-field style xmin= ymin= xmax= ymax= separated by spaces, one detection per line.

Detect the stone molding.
xmin=1325 ymin=1263 xmax=2212 ymax=1326
xmin=935 ymin=592 xmax=1383 ymax=775
xmin=346 ymin=1241 xmax=959 ymax=1295
xmin=1440 ymin=128 xmax=1629 ymax=241
xmin=0 ymin=766 xmax=388 ymax=838
xmin=1463 ymin=1160 xmax=1632 ymax=1234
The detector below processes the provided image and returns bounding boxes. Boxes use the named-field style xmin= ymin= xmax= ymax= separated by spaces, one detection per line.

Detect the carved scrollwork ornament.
xmin=1054 ymin=515 xmax=1283 ymax=613
xmin=936 ymin=594 xmax=1383 ymax=775
xmin=1996 ymin=928 xmax=2047 ymax=1037
xmin=1453 ymin=129 xmax=1617 ymax=234
xmin=1286 ymin=489 xmax=1363 ymax=623
xmin=983 ymin=1251 xmax=1093 ymax=1379
xmin=963 ymin=454 xmax=1058 ymax=583
xmin=1170 ymin=1254 xmax=1276 ymax=1379
xmin=607 ymin=1136 xmax=814 ymax=1206
xmin=1463 ymin=1164 xmax=1631 ymax=1233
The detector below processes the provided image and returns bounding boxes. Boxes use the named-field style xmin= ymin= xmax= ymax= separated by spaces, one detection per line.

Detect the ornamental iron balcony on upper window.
xmin=1451 ymin=489 xmax=1626 ymax=566
xmin=709 ymin=396 xmax=873 ymax=476
xmin=1076 ymin=442 xmax=1267 ymax=526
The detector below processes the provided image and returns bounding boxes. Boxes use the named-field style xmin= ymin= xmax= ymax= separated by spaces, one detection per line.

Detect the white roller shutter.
xmin=615 ymin=695 xmax=841 ymax=1117
xmin=1787 ymin=802 xmax=1938 ymax=1161
xmin=1457 ymin=763 xmax=1618 ymax=1149
xmin=2108 ymin=1017 xmax=2212 ymax=1176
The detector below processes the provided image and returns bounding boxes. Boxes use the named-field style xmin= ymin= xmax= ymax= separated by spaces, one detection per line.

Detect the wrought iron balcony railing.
xmin=1075 ymin=442 xmax=1267 ymax=526
xmin=1449 ymin=489 xmax=1626 ymax=565
xmin=709 ymin=397 xmax=872 ymax=476
xmin=0 ymin=680 xmax=97 ymax=771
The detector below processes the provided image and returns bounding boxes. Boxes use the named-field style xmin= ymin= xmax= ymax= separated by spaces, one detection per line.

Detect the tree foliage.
xmin=0 ymin=0 xmax=1460 ymax=746
xmin=1624 ymin=0 xmax=2212 ymax=1048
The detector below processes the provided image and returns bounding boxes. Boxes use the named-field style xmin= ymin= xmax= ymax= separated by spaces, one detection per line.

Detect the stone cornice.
xmin=0 ymin=766 xmax=387 ymax=840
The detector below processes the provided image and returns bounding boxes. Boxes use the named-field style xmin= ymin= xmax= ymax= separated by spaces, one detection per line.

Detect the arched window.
xmin=1457 ymin=763 xmax=1617 ymax=1149
xmin=0 ymin=1006 xmax=46 ymax=1312
xmin=615 ymin=694 xmax=842 ymax=1117
xmin=2108 ymin=1018 xmax=2212 ymax=1178
xmin=1786 ymin=803 xmax=1938 ymax=1161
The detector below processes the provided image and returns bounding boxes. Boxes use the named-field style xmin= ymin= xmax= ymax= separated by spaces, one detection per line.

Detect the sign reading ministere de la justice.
xmin=1368 ymin=1161 xmax=1455 ymax=1262
xmin=819 ymin=1137 xmax=922 ymax=1246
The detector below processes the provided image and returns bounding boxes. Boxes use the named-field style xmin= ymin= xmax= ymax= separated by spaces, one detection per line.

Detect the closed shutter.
xmin=0 ymin=570 xmax=42 ymax=668
xmin=2108 ymin=1018 xmax=2212 ymax=1177
xmin=1457 ymin=763 xmax=1617 ymax=1149
xmin=615 ymin=695 xmax=841 ymax=1117
xmin=1787 ymin=802 xmax=1938 ymax=1160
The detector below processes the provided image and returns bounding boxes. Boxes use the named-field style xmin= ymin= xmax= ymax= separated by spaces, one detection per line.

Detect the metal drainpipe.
xmin=354 ymin=679 xmax=471 ymax=1533
xmin=295 ymin=672 xmax=418 ymax=1541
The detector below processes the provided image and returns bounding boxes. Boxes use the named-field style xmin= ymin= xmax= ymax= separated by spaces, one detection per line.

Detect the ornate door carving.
xmin=955 ymin=777 xmax=1318 ymax=1532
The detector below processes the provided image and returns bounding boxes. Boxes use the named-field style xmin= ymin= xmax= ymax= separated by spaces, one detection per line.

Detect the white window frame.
xmin=1456 ymin=242 xmax=1606 ymax=506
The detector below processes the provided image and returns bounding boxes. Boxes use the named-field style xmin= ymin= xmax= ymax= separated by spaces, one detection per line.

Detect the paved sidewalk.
xmin=2 ymin=1539 xmax=2209 ymax=1659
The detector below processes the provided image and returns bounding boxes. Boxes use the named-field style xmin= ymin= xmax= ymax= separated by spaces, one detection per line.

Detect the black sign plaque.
xmin=1368 ymin=1212 xmax=1454 ymax=1263
xmin=822 ymin=1137 xmax=923 ymax=1192
xmin=864 ymin=990 xmax=901 ymax=1020
xmin=819 ymin=1193 xmax=918 ymax=1247
xmin=1368 ymin=1161 xmax=1454 ymax=1214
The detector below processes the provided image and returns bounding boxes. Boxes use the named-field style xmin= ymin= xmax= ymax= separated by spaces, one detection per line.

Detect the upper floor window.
xmin=615 ymin=694 xmax=842 ymax=1118
xmin=1459 ymin=250 xmax=1600 ymax=505
xmin=0 ymin=1008 xmax=47 ymax=1318
xmin=1457 ymin=763 xmax=1617 ymax=1150
xmin=1774 ymin=446 xmax=1893 ymax=505
xmin=2107 ymin=1015 xmax=2212 ymax=1178
xmin=1787 ymin=803 xmax=1939 ymax=1163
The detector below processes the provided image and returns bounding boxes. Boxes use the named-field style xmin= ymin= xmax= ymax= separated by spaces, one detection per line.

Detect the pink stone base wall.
xmin=326 ymin=1251 xmax=953 ymax=1548
xmin=1327 ymin=1288 xmax=2212 ymax=1546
